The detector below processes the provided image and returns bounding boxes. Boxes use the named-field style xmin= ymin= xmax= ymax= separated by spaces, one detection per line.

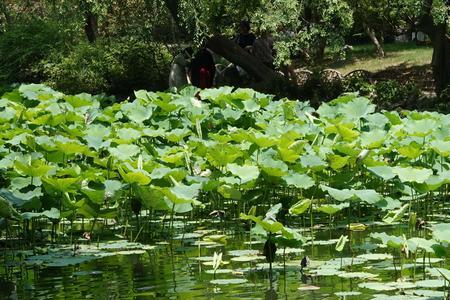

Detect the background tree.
xmin=417 ymin=0 xmax=449 ymax=93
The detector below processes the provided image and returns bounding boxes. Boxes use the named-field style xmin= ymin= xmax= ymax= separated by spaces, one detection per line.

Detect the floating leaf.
xmin=210 ymin=278 xmax=247 ymax=285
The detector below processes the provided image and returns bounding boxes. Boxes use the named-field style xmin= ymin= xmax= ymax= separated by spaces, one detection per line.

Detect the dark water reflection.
xmin=0 ymin=224 xmax=448 ymax=299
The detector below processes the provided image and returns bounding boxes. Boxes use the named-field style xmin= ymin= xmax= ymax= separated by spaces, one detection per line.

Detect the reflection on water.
xmin=0 ymin=223 xmax=448 ymax=300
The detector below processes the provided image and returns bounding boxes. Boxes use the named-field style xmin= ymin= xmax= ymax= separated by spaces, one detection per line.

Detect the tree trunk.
xmin=205 ymin=36 xmax=280 ymax=82
xmin=163 ymin=0 xmax=188 ymax=36
xmin=84 ymin=12 xmax=98 ymax=43
xmin=313 ymin=38 xmax=326 ymax=63
xmin=430 ymin=27 xmax=450 ymax=93
xmin=418 ymin=0 xmax=450 ymax=94
xmin=364 ymin=24 xmax=385 ymax=57
xmin=84 ymin=11 xmax=98 ymax=43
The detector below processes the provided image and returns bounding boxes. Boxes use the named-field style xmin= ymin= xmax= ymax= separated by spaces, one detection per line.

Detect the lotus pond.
xmin=0 ymin=84 xmax=450 ymax=299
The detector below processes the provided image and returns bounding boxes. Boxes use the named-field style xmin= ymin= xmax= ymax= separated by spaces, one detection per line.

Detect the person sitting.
xmin=235 ymin=21 xmax=256 ymax=51
xmin=168 ymin=47 xmax=194 ymax=90
xmin=252 ymin=30 xmax=275 ymax=68
xmin=189 ymin=48 xmax=216 ymax=89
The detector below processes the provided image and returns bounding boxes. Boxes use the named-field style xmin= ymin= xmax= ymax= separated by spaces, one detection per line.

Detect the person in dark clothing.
xmin=235 ymin=21 xmax=256 ymax=50
xmin=189 ymin=48 xmax=216 ymax=89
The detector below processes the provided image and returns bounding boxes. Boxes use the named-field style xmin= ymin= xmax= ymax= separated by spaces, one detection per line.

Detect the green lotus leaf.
xmin=367 ymin=165 xmax=396 ymax=181
xmin=259 ymin=155 xmax=288 ymax=177
xmin=280 ymin=227 xmax=304 ymax=242
xmin=226 ymin=163 xmax=260 ymax=183
xmin=265 ymin=203 xmax=282 ymax=221
xmin=328 ymin=154 xmax=349 ymax=170
xmin=75 ymin=198 xmax=99 ymax=218
xmin=22 ymin=207 xmax=60 ymax=220
xmin=430 ymin=140 xmax=450 ymax=157
xmin=339 ymin=97 xmax=375 ymax=120
xmin=121 ymin=101 xmax=152 ymax=123
xmin=315 ymin=202 xmax=349 ymax=215
xmin=217 ymin=184 xmax=241 ymax=199
xmin=354 ymin=189 xmax=383 ymax=205
xmin=242 ymin=99 xmax=260 ymax=112
xmin=300 ymin=154 xmax=327 ymax=170
xmin=382 ymin=203 xmax=409 ymax=224
xmin=221 ymin=107 xmax=243 ymax=121
xmin=360 ymin=129 xmax=386 ymax=148
xmin=283 ymin=173 xmax=314 ymax=189
xmin=0 ymin=188 xmax=29 ymax=207
xmin=81 ymin=186 xmax=105 ymax=204
xmin=14 ymin=160 xmax=53 ymax=178
xmin=397 ymin=141 xmax=422 ymax=159
xmin=116 ymin=127 xmax=142 ymax=141
xmin=206 ymin=144 xmax=243 ymax=167
xmin=249 ymin=132 xmax=277 ymax=148
xmin=165 ymin=128 xmax=190 ymax=143
xmin=152 ymin=98 xmax=178 ymax=112
xmin=42 ymin=177 xmax=80 ymax=193
xmin=163 ymin=183 xmax=202 ymax=205
xmin=84 ymin=124 xmax=111 ymax=150
xmin=289 ymin=199 xmax=312 ymax=215
xmin=321 ymin=185 xmax=354 ymax=201
xmin=336 ymin=124 xmax=359 ymax=141
xmin=370 ymin=232 xmax=403 ymax=249
xmin=56 ymin=141 xmax=90 ymax=155
xmin=64 ymin=94 xmax=93 ymax=108
xmin=405 ymin=119 xmax=437 ymax=137
xmin=393 ymin=166 xmax=432 ymax=183
xmin=278 ymin=147 xmax=300 ymax=163
xmin=136 ymin=186 xmax=170 ymax=211
xmin=0 ymin=106 xmax=16 ymax=122
xmin=335 ymin=235 xmax=348 ymax=252
xmin=423 ymin=175 xmax=445 ymax=191
xmin=433 ymin=223 xmax=450 ymax=242
xmin=119 ymin=170 xmax=151 ymax=185
xmin=407 ymin=237 xmax=438 ymax=253
xmin=109 ymin=144 xmax=140 ymax=161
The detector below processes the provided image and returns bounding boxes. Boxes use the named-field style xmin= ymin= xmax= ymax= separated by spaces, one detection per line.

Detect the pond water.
xmin=0 ymin=220 xmax=448 ymax=300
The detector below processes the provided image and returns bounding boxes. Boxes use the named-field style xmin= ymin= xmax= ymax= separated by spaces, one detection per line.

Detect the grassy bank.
xmin=328 ymin=42 xmax=433 ymax=74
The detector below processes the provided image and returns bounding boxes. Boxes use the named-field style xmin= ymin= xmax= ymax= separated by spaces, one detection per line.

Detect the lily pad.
xmin=415 ymin=279 xmax=446 ymax=288
xmin=230 ymin=255 xmax=265 ymax=262
xmin=356 ymin=253 xmax=393 ymax=261
xmin=228 ymin=249 xmax=260 ymax=257
xmin=334 ymin=291 xmax=361 ymax=297
xmin=210 ymin=278 xmax=247 ymax=285
xmin=359 ymin=282 xmax=396 ymax=291
xmin=205 ymin=269 xmax=234 ymax=274
xmin=338 ymin=272 xmax=378 ymax=279
xmin=297 ymin=285 xmax=320 ymax=291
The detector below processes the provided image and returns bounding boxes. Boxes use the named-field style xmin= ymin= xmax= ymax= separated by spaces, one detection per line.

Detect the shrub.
xmin=374 ymin=80 xmax=420 ymax=106
xmin=343 ymin=76 xmax=374 ymax=96
xmin=0 ymin=19 xmax=66 ymax=83
xmin=42 ymin=38 xmax=172 ymax=96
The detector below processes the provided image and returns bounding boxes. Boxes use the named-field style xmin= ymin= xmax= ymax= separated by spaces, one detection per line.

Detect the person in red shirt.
xmin=189 ymin=48 xmax=216 ymax=89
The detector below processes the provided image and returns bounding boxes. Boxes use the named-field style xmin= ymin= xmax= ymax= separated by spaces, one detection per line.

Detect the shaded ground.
xmin=372 ymin=63 xmax=435 ymax=93
xmin=324 ymin=42 xmax=435 ymax=96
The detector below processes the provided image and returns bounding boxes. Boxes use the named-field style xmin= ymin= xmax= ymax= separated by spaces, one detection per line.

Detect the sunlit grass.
xmin=327 ymin=42 xmax=433 ymax=75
